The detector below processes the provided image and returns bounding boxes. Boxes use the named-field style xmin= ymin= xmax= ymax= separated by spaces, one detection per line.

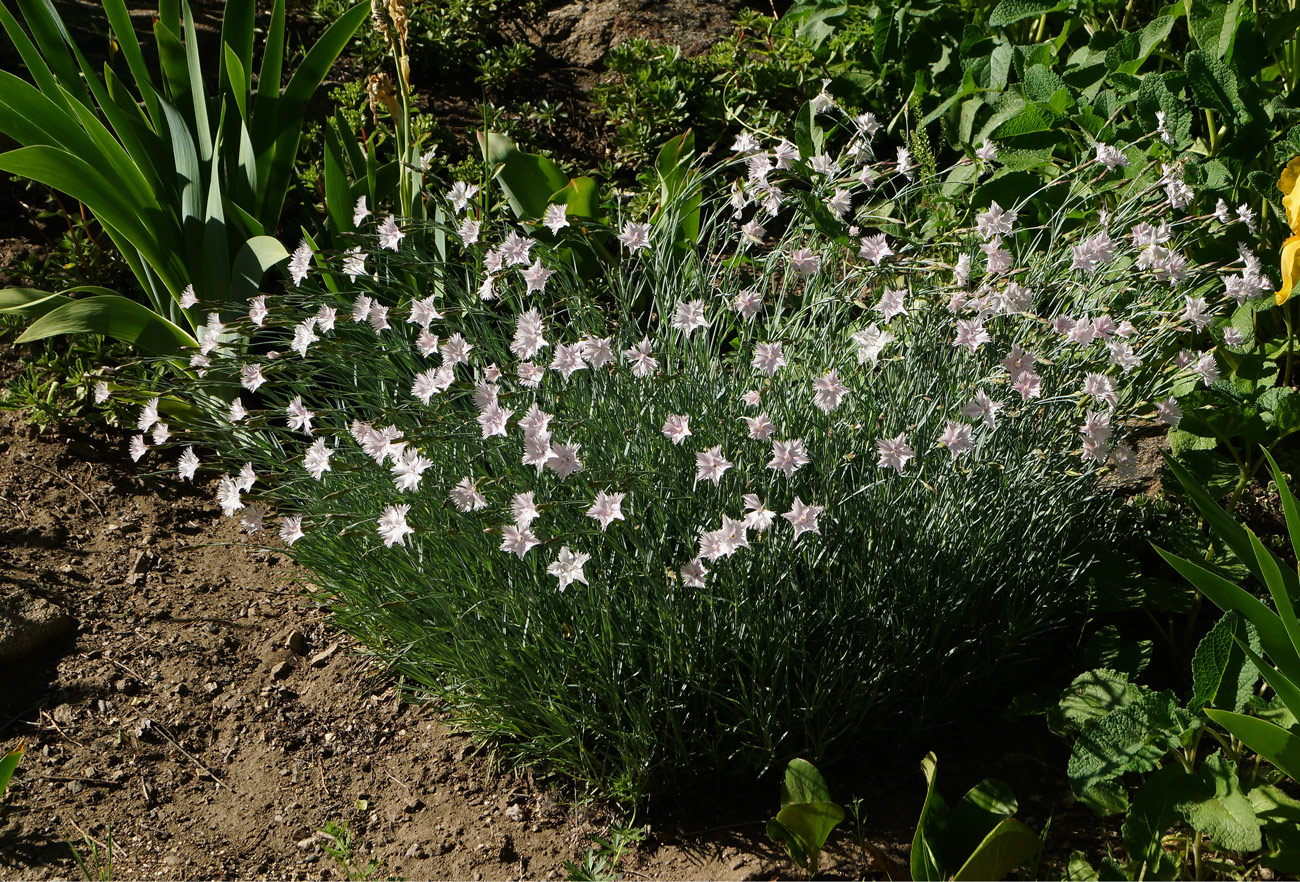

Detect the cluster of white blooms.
xmin=117 ymin=109 xmax=1261 ymax=599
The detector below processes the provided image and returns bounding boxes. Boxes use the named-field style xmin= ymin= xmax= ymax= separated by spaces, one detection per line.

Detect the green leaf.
xmin=1188 ymin=0 xmax=1243 ymax=62
xmin=1249 ymin=784 xmax=1300 ymax=875
xmin=952 ymin=818 xmax=1041 ymax=881
xmin=229 ymin=236 xmax=289 ymax=305
xmin=988 ymin=0 xmax=1068 ymax=28
xmin=218 ymin=0 xmax=255 ymax=96
xmin=1067 ymin=690 xmax=1182 ymax=809
xmin=912 ymin=752 xmax=950 ymax=882
xmin=1185 ymin=50 xmax=1244 ymax=119
xmin=767 ymin=818 xmax=810 ymax=871
xmin=1123 ymin=764 xmax=1206 ymax=880
xmin=1262 ymin=449 xmax=1300 ymax=571
xmin=1058 ymin=668 xmax=1146 ymax=734
xmin=1247 ymin=528 xmax=1300 ymax=670
xmin=0 ymin=745 xmax=21 ymax=798
xmin=1192 ymin=611 xmax=1260 ymax=712
xmin=949 ymin=778 xmax=1019 ymax=870
xmin=1261 ymin=387 xmax=1300 ymax=439
xmin=1064 ymin=851 xmax=1100 ymax=881
xmin=15 ymin=295 xmax=198 ymax=355
xmin=1081 ymin=626 xmax=1152 ymax=678
xmin=0 ymin=287 xmax=73 ymax=318
xmin=775 ymin=802 xmax=844 ymax=860
xmin=780 ymin=757 xmax=833 ymax=807
xmin=478 ymin=131 xmax=568 ymax=223
xmin=1178 ymin=754 xmax=1261 ymax=853
xmin=1204 ymin=710 xmax=1300 ymax=781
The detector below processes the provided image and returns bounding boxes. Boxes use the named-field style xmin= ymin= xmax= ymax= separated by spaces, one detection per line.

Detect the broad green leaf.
xmin=1081 ymin=626 xmax=1152 ymax=677
xmin=551 ymin=177 xmax=602 ymax=221
xmin=479 ymin=131 xmax=568 ymax=223
xmin=1188 ymin=0 xmax=1243 ymax=62
xmin=219 ymin=0 xmax=255 ymax=96
xmin=766 ymin=818 xmax=809 ymax=871
xmin=1192 ymin=611 xmax=1260 ymax=712
xmin=1185 ymin=50 xmax=1244 ymax=120
xmin=988 ymin=0 xmax=1068 ymax=28
xmin=14 ymin=0 xmax=90 ymax=107
xmin=780 ymin=757 xmax=833 ymax=807
xmin=16 ymin=295 xmax=198 ymax=355
xmin=949 ymin=778 xmax=1019 ymax=869
xmin=179 ymin=0 xmax=212 ymax=162
xmin=1123 ymin=764 xmax=1206 ymax=880
xmin=1204 ymin=710 xmax=1300 ymax=781
xmin=794 ymin=100 xmax=824 ymax=160
xmin=0 ymin=745 xmax=21 ymax=798
xmin=0 ymin=0 xmax=72 ymax=115
xmin=1058 ymin=668 xmax=1146 ymax=733
xmin=101 ymin=0 xmax=159 ymax=123
xmin=1178 ymin=754 xmax=1261 ymax=853
xmin=952 ymin=818 xmax=1041 ymax=881
xmin=1155 ymin=546 xmax=1300 ymax=683
xmin=912 ymin=752 xmax=950 ymax=882
xmin=1249 ymin=784 xmax=1300 ymax=875
xmin=323 ymin=123 xmax=353 ymax=235
xmin=1067 ymin=691 xmax=1182 ymax=808
xmin=1247 ymin=528 xmax=1300 ymax=666
xmin=0 ymin=287 xmax=72 ymax=318
xmin=1064 ymin=851 xmax=1100 ymax=881
xmin=1234 ymin=640 xmax=1300 ymax=722
xmin=1262 ymin=449 xmax=1300 ymax=568
xmin=775 ymin=802 xmax=844 ymax=860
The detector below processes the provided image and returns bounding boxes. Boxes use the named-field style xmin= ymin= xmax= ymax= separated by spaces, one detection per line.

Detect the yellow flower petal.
xmin=1276 ymin=234 xmax=1300 ymax=306
xmin=1281 ymin=156 xmax=1300 ymax=234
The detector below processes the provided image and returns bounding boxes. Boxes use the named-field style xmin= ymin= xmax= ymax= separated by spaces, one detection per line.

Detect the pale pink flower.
xmin=671 ymin=300 xmax=709 ymax=336
xmin=408 ymin=295 xmax=442 ymax=328
xmin=248 ymin=295 xmax=268 ymax=326
xmin=352 ymin=195 xmax=371 ymax=226
xmin=229 ymin=397 xmax=249 ymax=423
xmin=450 ymin=478 xmax=488 ymax=512
xmin=876 ymin=288 xmax=907 ymax=322
xmin=768 ymin=439 xmax=810 ymax=478
xmin=500 ymin=231 xmax=536 ymax=266
xmin=743 ymin=494 xmax=776 ymax=532
xmin=500 ymin=525 xmax=540 ymax=559
xmin=623 ymin=338 xmax=658 ymax=378
xmin=662 ymin=415 xmax=692 ymax=445
xmin=286 ymin=396 xmax=314 ymax=433
xmin=876 ymin=433 xmax=913 ymax=472
xmin=512 ymin=492 xmax=540 ymax=529
xmin=782 ymin=497 xmax=823 ymax=539
xmin=976 ymin=202 xmax=1017 ymax=240
xmin=961 ymin=390 xmax=1001 ymax=429
xmin=447 ymin=181 xmax=479 ymax=213
xmin=587 ymin=490 xmax=626 ymax=531
xmin=178 ymin=284 xmax=198 ymax=308
xmin=695 ymin=446 xmax=733 ymax=484
xmin=680 ymin=558 xmax=709 ymax=588
xmin=752 ymin=342 xmax=787 ymax=376
xmin=734 ymin=289 xmax=763 ymax=319
xmin=547 ymin=546 xmax=590 ymax=591
xmin=511 ymin=309 xmax=549 ymax=360
xmin=378 ymin=215 xmax=404 ymax=251
xmin=241 ymin=502 xmax=268 ymax=534
xmin=790 ymin=248 xmax=821 ymax=276
xmin=542 ymin=203 xmax=569 ymax=234
xmin=1156 ymin=397 xmax=1182 ymax=426
xmin=618 ymin=221 xmax=651 ymax=252
xmin=343 ymin=247 xmax=367 ymax=281
xmin=581 ymin=336 xmax=614 ymax=368
xmin=138 ymin=397 xmax=160 ymax=432
xmin=216 ymin=474 xmax=243 ymax=517
xmin=391 ymin=448 xmax=433 ymax=492
xmin=440 ymin=333 xmax=473 ymax=365
xmin=546 ymin=443 xmax=583 ymax=480
xmin=549 ymin=342 xmax=588 ymax=380
xmin=177 ymin=446 xmax=200 ymax=481
xmin=938 ymin=421 xmax=973 ymax=457
xmin=150 ymin=421 xmax=170 ymax=445
xmin=304 ymin=438 xmax=332 ymax=480
xmin=858 ymin=233 xmax=893 ymax=265
xmin=745 ymin=413 xmax=776 ymax=441
xmin=279 ymin=516 xmax=304 ymax=547
xmin=288 ymin=239 xmax=311 ymax=286
xmin=522 ymin=259 xmax=554 ymax=294
xmin=812 ymin=370 xmax=849 ymax=413
xmin=377 ymin=504 xmax=414 ymax=547
xmin=315 ymin=304 xmax=337 ymax=333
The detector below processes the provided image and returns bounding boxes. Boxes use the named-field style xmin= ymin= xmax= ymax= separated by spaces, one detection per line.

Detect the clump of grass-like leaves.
xmin=117 ymin=118 xmax=1258 ymax=801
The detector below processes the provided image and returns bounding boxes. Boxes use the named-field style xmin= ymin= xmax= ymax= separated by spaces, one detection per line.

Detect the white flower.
xmin=343 ymin=247 xmax=367 ymax=281
xmin=743 ymin=494 xmax=776 ymax=532
xmin=773 ymin=139 xmax=799 ymax=169
xmin=542 ymin=203 xmax=569 ymax=234
xmin=852 ymin=324 xmax=894 ymax=364
xmin=623 ymin=338 xmax=658 ymax=378
xmin=500 ymin=231 xmax=535 ymax=266
xmin=859 ymin=233 xmax=893 ymax=265
xmin=745 ymin=413 xmax=776 ymax=441
xmin=512 ymin=492 xmax=541 ymax=529
xmin=1194 ymin=352 xmax=1220 ymax=386
xmin=378 ymin=215 xmax=404 ymax=250
xmin=1182 ymin=296 xmax=1213 ymax=332
xmin=812 ymin=370 xmax=849 ymax=413
xmin=216 ymin=474 xmax=243 ymax=517
xmin=752 ymin=342 xmax=787 ymax=376
xmin=178 ymin=284 xmax=198 ymax=308
xmin=549 ymin=343 xmax=588 ymax=381
xmin=458 ymin=217 xmax=480 ymax=245
xmin=241 ymin=502 xmax=268 ymax=534
xmin=408 ymin=295 xmax=442 ymax=329
xmin=938 ymin=421 xmax=974 ymax=457
xmin=234 ymin=462 xmax=257 ymax=493
xmin=93 ymin=381 xmax=110 ymax=403
xmin=229 ymin=397 xmax=249 ymax=423
xmin=511 ymin=309 xmax=549 ymax=360
xmin=782 ymin=497 xmax=823 ymax=539
xmin=877 ymin=288 xmax=907 ymax=322
xmin=447 ymin=181 xmax=479 ymax=213
xmin=500 ymin=525 xmax=540 ymax=559
xmin=248 ymin=295 xmax=268 ymax=326
xmin=1083 ymin=373 xmax=1118 ymax=409
xmin=377 ymin=504 xmax=414 ymax=547
xmin=732 ymin=132 xmax=761 ymax=155
xmin=876 ymin=433 xmax=914 ymax=472
xmin=895 ymin=146 xmax=915 ymax=179
xmin=976 ymin=201 xmax=1017 ymax=240
xmin=279 ymin=516 xmax=304 ymax=547
xmin=352 ymin=195 xmax=371 ymax=226
xmin=392 ymin=448 xmax=432 ymax=492
xmin=581 ymin=336 xmax=614 ymax=368
xmin=476 ymin=404 xmax=513 ymax=439
xmin=545 ymin=443 xmax=583 ymax=480
xmin=975 ymin=139 xmax=998 ymax=163
xmin=177 ymin=446 xmax=200 ymax=481
xmin=680 ymin=558 xmax=709 ymax=588
xmin=768 ymin=438 xmax=810 ymax=479
xmin=586 ymin=490 xmax=626 ymax=531
xmin=734 ymin=289 xmax=763 ymax=319
xmin=618 ymin=221 xmax=651 ymax=253
xmin=671 ymin=300 xmax=709 ymax=336
xmin=288 ymin=239 xmax=312 ymax=286
xmin=790 ymin=248 xmax=821 ymax=276
xmin=961 ymin=390 xmax=1002 ymax=429
xmin=522 ymin=259 xmax=554 ymax=294
xmin=304 ymin=438 xmax=332 ymax=480
xmin=138 ymin=397 xmax=161 ymax=432
xmin=151 ymin=422 xmax=170 ymax=445
xmin=826 ymin=190 xmax=852 ymax=218
xmin=1095 ymin=142 xmax=1128 ymax=170
xmin=450 ymin=478 xmax=488 ymax=512
xmin=1156 ymin=397 xmax=1183 ymax=427
xmin=315 ymin=304 xmax=337 ymax=333
xmin=547 ymin=546 xmax=590 ymax=591
xmin=440 ymin=333 xmax=473 ymax=365
xmin=286 ymin=396 xmax=314 ymax=433
xmin=291 ymin=318 xmax=319 ymax=356
xmin=953 ymin=318 xmax=992 ymax=353
xmin=662 ymin=414 xmax=692 ymax=445
xmin=366 ymin=303 xmax=390 ymax=334
xmin=695 ymin=446 xmax=733 ymax=484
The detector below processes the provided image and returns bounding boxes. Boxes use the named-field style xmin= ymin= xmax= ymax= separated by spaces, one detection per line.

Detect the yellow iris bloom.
xmin=1277 ymin=156 xmax=1300 ymax=305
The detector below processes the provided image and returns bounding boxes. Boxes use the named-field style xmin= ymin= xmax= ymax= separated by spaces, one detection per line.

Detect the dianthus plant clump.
xmin=118 ymin=108 xmax=1262 ymax=798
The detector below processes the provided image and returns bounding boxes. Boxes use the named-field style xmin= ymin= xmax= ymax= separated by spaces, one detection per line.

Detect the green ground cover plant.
xmin=103 ymin=87 xmax=1264 ymax=801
